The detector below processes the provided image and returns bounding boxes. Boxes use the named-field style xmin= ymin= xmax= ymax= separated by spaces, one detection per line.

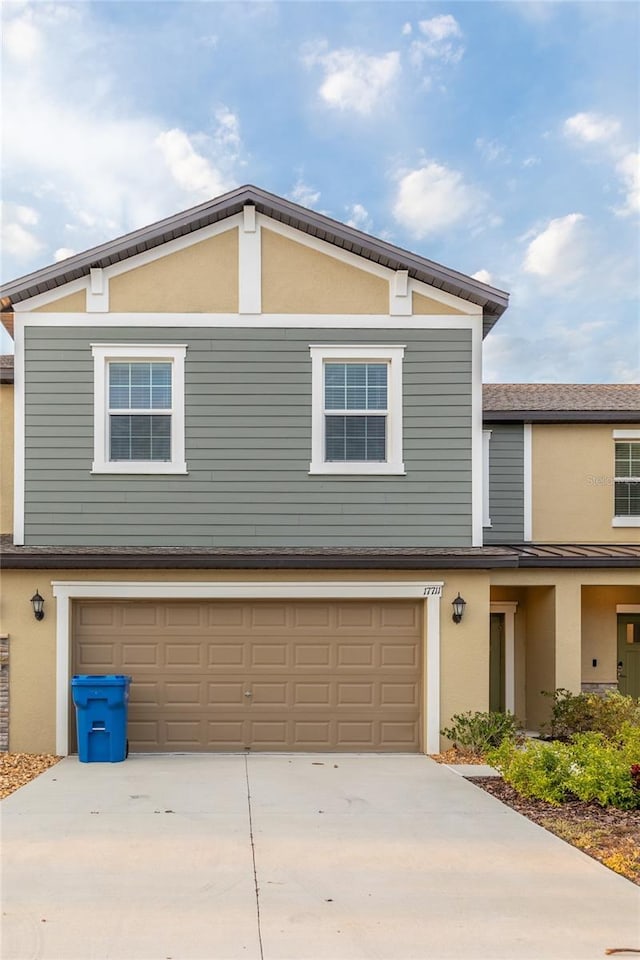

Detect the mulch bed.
xmin=0 ymin=753 xmax=62 ymax=800
xmin=429 ymin=748 xmax=489 ymax=765
xmin=469 ymin=776 xmax=640 ymax=885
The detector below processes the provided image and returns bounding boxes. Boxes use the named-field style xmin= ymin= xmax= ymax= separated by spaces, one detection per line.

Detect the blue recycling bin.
xmin=71 ymin=675 xmax=131 ymax=762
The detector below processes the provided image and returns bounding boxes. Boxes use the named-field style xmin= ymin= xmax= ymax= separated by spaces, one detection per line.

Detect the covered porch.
xmin=489 ymin=564 xmax=640 ymax=732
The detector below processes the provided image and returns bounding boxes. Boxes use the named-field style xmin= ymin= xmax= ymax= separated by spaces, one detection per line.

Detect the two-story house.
xmin=0 ymin=185 xmax=638 ymax=757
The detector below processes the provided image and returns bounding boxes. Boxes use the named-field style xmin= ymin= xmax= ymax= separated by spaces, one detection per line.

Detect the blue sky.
xmin=2 ymin=0 xmax=639 ymax=382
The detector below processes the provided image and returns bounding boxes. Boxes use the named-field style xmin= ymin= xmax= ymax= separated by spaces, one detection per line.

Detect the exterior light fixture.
xmin=31 ymin=590 xmax=45 ymax=621
xmin=452 ymin=593 xmax=466 ymax=624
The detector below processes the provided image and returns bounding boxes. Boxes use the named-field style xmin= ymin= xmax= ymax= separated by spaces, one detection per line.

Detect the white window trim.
xmin=91 ymin=344 xmax=187 ymax=474
xmin=612 ymin=430 xmax=640 ymax=527
xmin=309 ymin=345 xmax=405 ymax=475
xmin=482 ymin=429 xmax=492 ymax=528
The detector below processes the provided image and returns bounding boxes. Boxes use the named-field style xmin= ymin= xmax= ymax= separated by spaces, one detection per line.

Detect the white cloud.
xmin=563 ymin=112 xmax=621 ymax=144
xmin=472 ymin=269 xmax=493 ymax=285
xmin=475 ymin=138 xmax=509 ymax=164
xmin=54 ymin=247 xmax=76 ymax=262
xmin=1 ymin=4 xmax=246 ymax=278
xmin=615 ymin=151 xmax=640 ymax=216
xmin=345 ymin=203 xmax=372 ymax=232
xmin=523 ymin=213 xmax=588 ymax=283
xmin=13 ymin=204 xmax=39 ymax=227
xmin=563 ymin=111 xmax=637 ymax=218
xmin=410 ymin=14 xmax=464 ymax=67
xmin=401 ymin=23 xmax=412 ymax=36
xmin=303 ymin=42 xmax=400 ymax=115
xmin=2 ymin=11 xmax=42 ymax=62
xmin=288 ymin=179 xmax=321 ymax=209
xmin=214 ymin=106 xmax=241 ymax=150
xmin=156 ymin=128 xmax=232 ymax=199
xmin=393 ymin=162 xmax=484 ymax=237
xmin=1 ymin=203 xmax=43 ymax=258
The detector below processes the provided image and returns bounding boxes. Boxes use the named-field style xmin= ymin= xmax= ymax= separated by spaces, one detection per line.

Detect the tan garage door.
xmin=73 ymin=599 xmax=422 ymax=752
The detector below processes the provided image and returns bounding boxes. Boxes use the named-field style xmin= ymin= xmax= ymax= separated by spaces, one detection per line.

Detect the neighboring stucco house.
xmin=0 ymin=185 xmax=638 ymax=756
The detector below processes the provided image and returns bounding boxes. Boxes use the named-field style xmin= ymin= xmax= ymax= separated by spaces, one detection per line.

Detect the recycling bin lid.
xmin=71 ymin=674 xmax=131 ymax=683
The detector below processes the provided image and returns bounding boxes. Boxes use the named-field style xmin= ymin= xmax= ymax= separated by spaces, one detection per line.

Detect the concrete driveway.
xmin=2 ymin=754 xmax=638 ymax=960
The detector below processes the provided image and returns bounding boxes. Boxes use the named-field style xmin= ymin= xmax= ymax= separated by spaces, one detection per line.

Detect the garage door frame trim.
xmin=53 ymin=579 xmax=443 ymax=755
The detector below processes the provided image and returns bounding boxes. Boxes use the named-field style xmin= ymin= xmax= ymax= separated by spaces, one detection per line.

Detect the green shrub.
xmin=541 ymin=688 xmax=640 ymax=741
xmin=440 ymin=711 xmax=523 ymax=757
xmin=488 ymin=738 xmax=572 ymax=804
xmin=488 ymin=723 xmax=640 ymax=810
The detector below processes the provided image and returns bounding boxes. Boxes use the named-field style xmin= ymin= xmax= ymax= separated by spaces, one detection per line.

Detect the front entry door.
xmin=490 ymin=613 xmax=505 ymax=712
xmin=617 ymin=614 xmax=640 ymax=698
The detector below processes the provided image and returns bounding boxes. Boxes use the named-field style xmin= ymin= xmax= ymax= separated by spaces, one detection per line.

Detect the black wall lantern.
xmin=452 ymin=593 xmax=466 ymax=624
xmin=31 ymin=590 xmax=45 ymax=621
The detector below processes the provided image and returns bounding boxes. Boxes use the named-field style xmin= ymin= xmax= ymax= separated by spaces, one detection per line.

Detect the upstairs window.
xmin=109 ymin=362 xmax=172 ymax=462
xmin=309 ymin=345 xmax=405 ymax=475
xmin=325 ymin=363 xmax=388 ymax=462
xmin=614 ymin=437 xmax=640 ymax=524
xmin=92 ymin=344 xmax=187 ymax=474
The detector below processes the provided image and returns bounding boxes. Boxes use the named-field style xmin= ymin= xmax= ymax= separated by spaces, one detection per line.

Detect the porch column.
xmin=554 ymin=580 xmax=582 ymax=694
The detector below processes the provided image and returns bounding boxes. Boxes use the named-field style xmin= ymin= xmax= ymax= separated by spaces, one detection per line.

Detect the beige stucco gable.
xmin=413 ymin=292 xmax=466 ymax=316
xmin=24 ymin=217 xmax=481 ymax=317
xmin=33 ymin=290 xmax=86 ymax=313
xmin=109 ymin=229 xmax=239 ymax=312
xmin=261 ymin=228 xmax=389 ymax=314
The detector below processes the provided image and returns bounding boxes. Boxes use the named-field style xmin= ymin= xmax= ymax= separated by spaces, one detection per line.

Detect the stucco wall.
xmin=34 ymin=290 xmax=86 ymax=313
xmin=412 ymin=292 xmax=464 ymax=316
xmin=0 ymin=383 xmax=14 ymax=534
xmin=439 ymin=572 xmax=491 ymax=735
xmin=261 ymin=229 xmax=388 ymax=314
xmin=108 ymin=230 xmax=239 ymax=313
xmin=532 ymin=423 xmax=640 ymax=543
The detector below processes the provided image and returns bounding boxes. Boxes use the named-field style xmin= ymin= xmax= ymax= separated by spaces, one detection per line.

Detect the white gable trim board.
xmin=52 ymin=579 xmax=444 ymax=756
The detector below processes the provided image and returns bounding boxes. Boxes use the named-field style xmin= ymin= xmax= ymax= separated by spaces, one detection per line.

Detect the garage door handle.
xmin=244 ymin=691 xmax=252 ymax=697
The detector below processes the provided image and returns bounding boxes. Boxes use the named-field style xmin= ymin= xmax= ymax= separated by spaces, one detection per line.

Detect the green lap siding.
xmin=24 ymin=326 xmax=473 ymax=546
xmin=484 ymin=422 xmax=525 ymax=543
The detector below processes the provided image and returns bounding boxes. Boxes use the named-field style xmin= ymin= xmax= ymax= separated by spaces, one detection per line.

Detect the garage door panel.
xmin=336 ymin=644 xmax=374 ymax=667
xmin=165 ymin=642 xmax=203 ymax=667
xmin=294 ymin=682 xmax=332 ymax=705
xmin=121 ymin=643 xmax=159 ymax=667
xmin=208 ymin=681 xmax=245 ymax=704
xmin=336 ymin=720 xmax=374 ymax=745
xmin=128 ymin=719 xmax=159 ymax=747
xmin=294 ymin=643 xmax=332 ymax=667
xmin=122 ymin=605 xmax=160 ymax=627
xmin=130 ymin=681 xmax=161 ymax=706
xmin=380 ymin=643 xmax=419 ymax=667
xmin=165 ymin=604 xmax=203 ymax=628
xmin=208 ymin=643 xmax=246 ymax=667
xmin=165 ymin=720 xmax=202 ymax=747
xmin=291 ymin=604 xmax=333 ymax=628
xmin=73 ymin=599 xmax=422 ymax=752
xmin=337 ymin=682 xmax=374 ymax=706
xmin=251 ymin=643 xmax=289 ymax=667
xmin=76 ymin=641 xmax=116 ymax=669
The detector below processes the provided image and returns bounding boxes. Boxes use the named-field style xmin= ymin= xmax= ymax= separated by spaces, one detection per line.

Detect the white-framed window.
xmin=483 ymin=429 xmax=492 ymax=528
xmin=91 ymin=344 xmax=187 ymax=474
xmin=613 ymin=430 xmax=640 ymax=527
xmin=309 ymin=345 xmax=405 ymax=475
